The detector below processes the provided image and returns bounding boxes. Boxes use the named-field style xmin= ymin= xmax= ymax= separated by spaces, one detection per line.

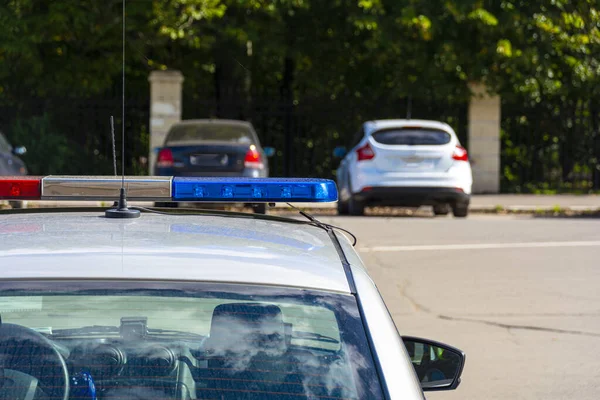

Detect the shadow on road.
xmin=531 ymin=211 xmax=600 ymax=219
xmin=271 ymin=207 xmax=438 ymax=219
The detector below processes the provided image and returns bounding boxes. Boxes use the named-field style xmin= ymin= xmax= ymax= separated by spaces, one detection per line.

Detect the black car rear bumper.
xmin=353 ymin=187 xmax=470 ymax=207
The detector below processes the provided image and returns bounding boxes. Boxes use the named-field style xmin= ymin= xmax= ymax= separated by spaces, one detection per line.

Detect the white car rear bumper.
xmin=350 ymin=163 xmax=472 ymax=195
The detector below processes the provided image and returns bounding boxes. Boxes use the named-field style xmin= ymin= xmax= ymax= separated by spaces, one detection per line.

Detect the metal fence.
xmin=183 ymin=92 xmax=468 ymax=178
xmin=501 ymin=98 xmax=600 ymax=192
xmin=4 ymin=91 xmax=597 ymax=192
xmin=0 ymin=96 xmax=149 ymax=175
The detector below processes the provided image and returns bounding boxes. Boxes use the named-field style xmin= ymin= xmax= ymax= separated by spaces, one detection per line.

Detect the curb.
xmin=2 ymin=201 xmax=599 ymax=215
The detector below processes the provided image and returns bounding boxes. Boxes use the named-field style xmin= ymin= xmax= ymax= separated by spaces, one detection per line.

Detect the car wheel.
xmin=8 ymin=201 xmax=23 ymax=209
xmin=433 ymin=204 xmax=450 ymax=216
xmin=252 ymin=203 xmax=267 ymax=214
xmin=348 ymin=196 xmax=365 ymax=216
xmin=452 ymin=202 xmax=469 ymax=218
xmin=337 ymin=199 xmax=349 ymax=215
xmin=154 ymin=202 xmax=178 ymax=208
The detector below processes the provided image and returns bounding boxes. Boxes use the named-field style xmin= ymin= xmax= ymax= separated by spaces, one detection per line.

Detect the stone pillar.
xmin=148 ymin=70 xmax=184 ymax=173
xmin=468 ymin=83 xmax=501 ymax=193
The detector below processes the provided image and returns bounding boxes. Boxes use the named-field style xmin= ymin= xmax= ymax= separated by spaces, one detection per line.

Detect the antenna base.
xmin=104 ymin=188 xmax=141 ymax=219
xmin=105 ymin=207 xmax=141 ymax=219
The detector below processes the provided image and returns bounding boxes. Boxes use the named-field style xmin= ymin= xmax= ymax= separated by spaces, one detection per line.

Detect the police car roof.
xmin=0 ymin=211 xmax=351 ymax=293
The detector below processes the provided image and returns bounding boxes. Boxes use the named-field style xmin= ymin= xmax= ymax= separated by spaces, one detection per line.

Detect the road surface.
xmin=320 ymin=214 xmax=600 ymax=399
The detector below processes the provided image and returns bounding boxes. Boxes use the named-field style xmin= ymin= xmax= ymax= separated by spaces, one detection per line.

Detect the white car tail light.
xmin=452 ymin=145 xmax=468 ymax=162
xmin=356 ymin=143 xmax=375 ymax=161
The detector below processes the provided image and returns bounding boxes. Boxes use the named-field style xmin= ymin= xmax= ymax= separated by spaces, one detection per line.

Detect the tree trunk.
xmin=280 ymin=54 xmax=295 ymax=176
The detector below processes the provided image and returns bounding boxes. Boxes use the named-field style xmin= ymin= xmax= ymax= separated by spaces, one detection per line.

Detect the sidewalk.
xmin=469 ymin=194 xmax=600 ymax=211
xmin=5 ymin=194 xmax=599 ymax=212
xmin=283 ymin=194 xmax=600 ymax=211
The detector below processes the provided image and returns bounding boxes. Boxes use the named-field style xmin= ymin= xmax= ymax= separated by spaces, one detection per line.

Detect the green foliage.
xmin=0 ymin=0 xmax=599 ymax=189
xmin=9 ymin=114 xmax=74 ymax=175
xmin=2 ymin=0 xmax=598 ymax=103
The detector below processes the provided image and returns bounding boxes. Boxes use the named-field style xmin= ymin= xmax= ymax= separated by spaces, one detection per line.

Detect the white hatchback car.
xmin=335 ymin=119 xmax=473 ymax=217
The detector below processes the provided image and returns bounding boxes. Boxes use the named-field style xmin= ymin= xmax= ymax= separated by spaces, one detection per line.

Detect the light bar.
xmin=0 ymin=176 xmax=338 ymax=203
xmin=0 ymin=177 xmax=41 ymax=200
xmin=172 ymin=177 xmax=337 ymax=202
xmin=42 ymin=176 xmax=172 ymax=200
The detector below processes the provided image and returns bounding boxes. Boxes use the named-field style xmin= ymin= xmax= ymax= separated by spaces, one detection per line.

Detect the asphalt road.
xmin=319 ymin=214 xmax=600 ymax=400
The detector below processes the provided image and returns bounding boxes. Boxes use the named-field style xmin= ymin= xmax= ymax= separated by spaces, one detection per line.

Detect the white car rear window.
xmin=372 ymin=128 xmax=451 ymax=145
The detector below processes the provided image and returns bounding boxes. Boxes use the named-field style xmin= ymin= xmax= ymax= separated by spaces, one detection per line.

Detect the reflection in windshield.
xmin=0 ymin=281 xmax=384 ymax=399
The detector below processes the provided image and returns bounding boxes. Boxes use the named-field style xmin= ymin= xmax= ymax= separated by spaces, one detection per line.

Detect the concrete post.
xmin=148 ymin=70 xmax=184 ymax=173
xmin=468 ymin=83 xmax=501 ymax=193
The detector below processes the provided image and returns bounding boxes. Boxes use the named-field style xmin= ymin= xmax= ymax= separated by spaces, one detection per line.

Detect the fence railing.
xmin=501 ymin=98 xmax=600 ymax=193
xmin=3 ymin=92 xmax=598 ymax=192
xmin=183 ymin=93 xmax=468 ymax=178
xmin=0 ymin=96 xmax=149 ymax=176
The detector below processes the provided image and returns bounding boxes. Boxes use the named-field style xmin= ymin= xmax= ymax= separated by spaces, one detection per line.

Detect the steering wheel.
xmin=0 ymin=323 xmax=70 ymax=400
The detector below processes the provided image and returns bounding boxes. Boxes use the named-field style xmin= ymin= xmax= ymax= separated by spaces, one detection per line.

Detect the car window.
xmin=0 ymin=281 xmax=385 ymax=400
xmin=166 ymin=124 xmax=256 ymax=145
xmin=372 ymin=128 xmax=451 ymax=145
xmin=0 ymin=133 xmax=12 ymax=152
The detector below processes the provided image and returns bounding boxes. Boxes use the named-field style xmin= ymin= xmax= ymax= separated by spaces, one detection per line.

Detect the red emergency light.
xmin=0 ymin=177 xmax=42 ymax=200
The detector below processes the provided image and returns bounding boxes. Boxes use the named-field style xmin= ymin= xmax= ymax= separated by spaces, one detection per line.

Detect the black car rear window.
xmin=166 ymin=124 xmax=256 ymax=145
xmin=372 ymin=128 xmax=451 ymax=145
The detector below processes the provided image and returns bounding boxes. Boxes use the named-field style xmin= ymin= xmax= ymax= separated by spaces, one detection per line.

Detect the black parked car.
xmin=154 ymin=119 xmax=275 ymax=212
xmin=0 ymin=131 xmax=28 ymax=208
xmin=0 ymin=132 xmax=27 ymax=176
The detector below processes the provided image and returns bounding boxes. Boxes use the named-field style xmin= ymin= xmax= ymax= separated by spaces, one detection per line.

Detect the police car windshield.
xmin=0 ymin=281 xmax=384 ymax=400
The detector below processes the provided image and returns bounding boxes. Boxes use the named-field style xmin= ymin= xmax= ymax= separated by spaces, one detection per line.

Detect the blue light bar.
xmin=172 ymin=177 xmax=338 ymax=202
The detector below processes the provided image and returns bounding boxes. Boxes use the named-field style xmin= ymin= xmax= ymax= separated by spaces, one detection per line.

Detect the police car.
xmin=0 ymin=176 xmax=465 ymax=399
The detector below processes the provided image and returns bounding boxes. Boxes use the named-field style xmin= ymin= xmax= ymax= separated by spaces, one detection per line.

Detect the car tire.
xmin=433 ymin=204 xmax=450 ymax=216
xmin=154 ymin=202 xmax=178 ymax=208
xmin=252 ymin=203 xmax=267 ymax=214
xmin=348 ymin=196 xmax=365 ymax=216
xmin=452 ymin=202 xmax=469 ymax=218
xmin=337 ymin=199 xmax=349 ymax=215
xmin=8 ymin=201 xmax=23 ymax=209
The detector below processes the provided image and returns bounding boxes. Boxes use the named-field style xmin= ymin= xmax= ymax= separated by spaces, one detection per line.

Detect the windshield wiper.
xmin=292 ymin=331 xmax=339 ymax=344
xmin=49 ymin=325 xmax=204 ymax=339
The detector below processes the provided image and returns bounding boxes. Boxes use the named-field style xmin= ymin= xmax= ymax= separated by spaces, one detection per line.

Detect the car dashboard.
xmin=20 ymin=332 xmax=348 ymax=400
xmin=62 ymin=336 xmax=199 ymax=399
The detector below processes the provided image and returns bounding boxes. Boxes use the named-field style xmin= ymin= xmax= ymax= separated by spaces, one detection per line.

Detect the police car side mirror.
xmin=402 ymin=336 xmax=466 ymax=391
xmin=333 ymin=146 xmax=347 ymax=158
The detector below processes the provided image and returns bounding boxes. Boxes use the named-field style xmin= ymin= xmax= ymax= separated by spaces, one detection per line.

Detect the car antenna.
xmin=406 ymin=95 xmax=412 ymax=120
xmin=108 ymin=115 xmax=119 ymax=209
xmin=105 ymin=0 xmax=140 ymax=219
